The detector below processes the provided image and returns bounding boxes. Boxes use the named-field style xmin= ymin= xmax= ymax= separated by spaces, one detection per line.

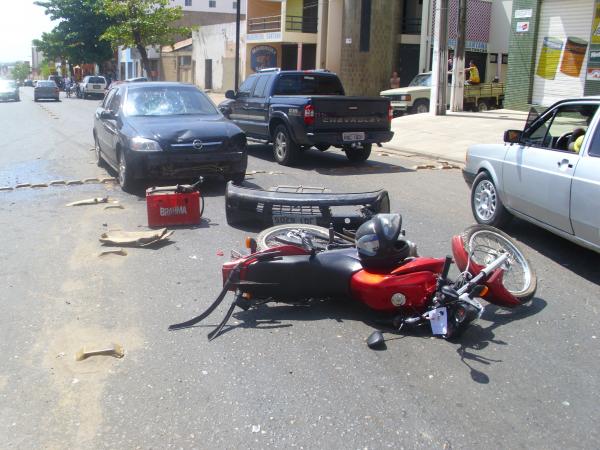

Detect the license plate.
xmin=342 ymin=132 xmax=365 ymax=142
xmin=272 ymin=215 xmax=318 ymax=225
xmin=93 ymin=85 xmax=101 ymax=89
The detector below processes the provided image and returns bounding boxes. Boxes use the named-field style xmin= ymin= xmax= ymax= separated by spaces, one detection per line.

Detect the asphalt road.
xmin=1 ymin=87 xmax=599 ymax=449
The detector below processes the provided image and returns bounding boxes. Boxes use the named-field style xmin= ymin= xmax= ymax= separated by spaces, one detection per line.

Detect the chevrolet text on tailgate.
xmin=219 ymin=69 xmax=394 ymax=165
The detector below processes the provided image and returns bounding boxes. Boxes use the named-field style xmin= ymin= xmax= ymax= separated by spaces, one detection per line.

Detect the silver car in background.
xmin=463 ymin=97 xmax=600 ymax=253
xmin=34 ymin=80 xmax=60 ymax=101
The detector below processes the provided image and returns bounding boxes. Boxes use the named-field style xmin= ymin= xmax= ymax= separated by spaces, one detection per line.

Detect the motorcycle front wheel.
xmin=460 ymin=225 xmax=537 ymax=303
xmin=256 ymin=224 xmax=351 ymax=251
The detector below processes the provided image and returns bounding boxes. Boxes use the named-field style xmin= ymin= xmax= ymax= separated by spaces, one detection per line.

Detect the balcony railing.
xmin=285 ymin=15 xmax=318 ymax=33
xmin=248 ymin=14 xmax=318 ymax=34
xmin=401 ymin=17 xmax=421 ymax=35
xmin=248 ymin=15 xmax=281 ymax=33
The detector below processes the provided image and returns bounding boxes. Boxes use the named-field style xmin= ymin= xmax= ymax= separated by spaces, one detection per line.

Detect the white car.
xmin=463 ymin=97 xmax=600 ymax=253
xmin=80 ymin=75 xmax=107 ymax=99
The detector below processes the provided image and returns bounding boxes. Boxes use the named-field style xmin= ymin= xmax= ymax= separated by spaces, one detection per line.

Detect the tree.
xmin=34 ymin=0 xmax=115 ymax=66
xmin=12 ymin=63 xmax=31 ymax=82
xmin=100 ymin=0 xmax=190 ymax=80
xmin=33 ymin=29 xmax=66 ymax=72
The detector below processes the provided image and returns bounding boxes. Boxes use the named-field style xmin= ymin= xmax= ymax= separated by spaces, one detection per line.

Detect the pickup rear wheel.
xmin=344 ymin=143 xmax=372 ymax=163
xmin=273 ymin=125 xmax=299 ymax=166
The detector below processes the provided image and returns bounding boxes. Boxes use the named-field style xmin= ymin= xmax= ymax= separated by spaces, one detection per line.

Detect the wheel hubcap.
xmin=275 ymin=132 xmax=287 ymax=160
xmin=474 ymin=180 xmax=497 ymax=220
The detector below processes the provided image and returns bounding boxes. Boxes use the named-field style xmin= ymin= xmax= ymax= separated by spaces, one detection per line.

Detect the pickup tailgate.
xmin=311 ymin=96 xmax=390 ymax=131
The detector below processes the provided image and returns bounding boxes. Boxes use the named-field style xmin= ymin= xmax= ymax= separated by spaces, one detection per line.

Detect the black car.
xmin=0 ymin=80 xmax=20 ymax=102
xmin=93 ymin=82 xmax=247 ymax=192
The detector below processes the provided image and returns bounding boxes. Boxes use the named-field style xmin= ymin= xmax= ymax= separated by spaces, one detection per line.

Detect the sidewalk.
xmin=384 ymin=109 xmax=530 ymax=163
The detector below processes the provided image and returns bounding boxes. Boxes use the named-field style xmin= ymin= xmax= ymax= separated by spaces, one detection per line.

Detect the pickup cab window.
xmin=273 ymin=74 xmax=344 ymax=96
xmin=252 ymin=75 xmax=271 ymax=98
xmin=238 ymin=75 xmax=257 ymax=98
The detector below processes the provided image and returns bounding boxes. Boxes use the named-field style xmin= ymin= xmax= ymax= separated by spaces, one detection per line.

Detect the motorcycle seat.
xmin=243 ymin=248 xmax=363 ymax=299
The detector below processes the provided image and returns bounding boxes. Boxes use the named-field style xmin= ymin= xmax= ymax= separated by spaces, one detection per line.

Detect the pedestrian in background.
xmin=465 ymin=60 xmax=480 ymax=84
xmin=390 ymin=71 xmax=400 ymax=89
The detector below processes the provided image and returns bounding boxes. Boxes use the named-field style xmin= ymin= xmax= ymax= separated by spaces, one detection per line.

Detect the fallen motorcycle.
xmin=169 ymin=214 xmax=537 ymax=347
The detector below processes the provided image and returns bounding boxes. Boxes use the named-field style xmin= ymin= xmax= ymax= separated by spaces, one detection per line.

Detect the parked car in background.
xmin=463 ymin=97 xmax=600 ymax=253
xmin=93 ymin=82 xmax=247 ymax=192
xmin=107 ymin=77 xmax=148 ymax=90
xmin=219 ymin=69 xmax=393 ymax=165
xmin=80 ymin=75 xmax=107 ymax=99
xmin=380 ymin=71 xmax=505 ymax=116
xmin=34 ymin=80 xmax=60 ymax=102
xmin=48 ymin=75 xmax=65 ymax=90
xmin=23 ymin=79 xmax=34 ymax=87
xmin=0 ymin=80 xmax=20 ymax=102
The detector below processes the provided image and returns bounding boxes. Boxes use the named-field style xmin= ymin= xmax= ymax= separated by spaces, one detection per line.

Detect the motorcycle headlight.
xmin=130 ymin=137 xmax=162 ymax=152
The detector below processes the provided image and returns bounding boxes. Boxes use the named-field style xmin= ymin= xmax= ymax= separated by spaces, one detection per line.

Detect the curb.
xmin=378 ymin=143 xmax=466 ymax=166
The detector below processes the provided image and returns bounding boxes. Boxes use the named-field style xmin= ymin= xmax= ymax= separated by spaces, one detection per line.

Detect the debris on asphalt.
xmin=66 ymin=180 xmax=83 ymax=186
xmin=66 ymin=196 xmax=109 ymax=207
xmin=15 ymin=183 xmax=31 ymax=188
xmin=98 ymin=248 xmax=128 ymax=257
xmin=101 ymin=177 xmax=117 ymax=183
xmin=104 ymin=204 xmax=124 ymax=210
xmin=75 ymin=343 xmax=125 ymax=361
xmin=0 ymin=186 xmax=13 ymax=191
xmin=216 ymin=249 xmax=224 ymax=256
xmin=251 ymin=425 xmax=261 ymax=433
xmin=99 ymin=228 xmax=173 ymax=247
xmin=83 ymin=178 xmax=101 ymax=184
xmin=49 ymin=180 xmax=66 ymax=186
xmin=31 ymin=183 xmax=49 ymax=188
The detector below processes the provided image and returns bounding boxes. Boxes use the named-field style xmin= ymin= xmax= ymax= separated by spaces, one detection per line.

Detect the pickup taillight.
xmin=388 ymin=104 xmax=393 ymax=122
xmin=304 ymin=104 xmax=315 ymax=126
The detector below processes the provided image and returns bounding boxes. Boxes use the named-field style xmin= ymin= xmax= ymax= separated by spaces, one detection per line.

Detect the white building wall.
xmin=488 ymin=0 xmax=512 ymax=54
xmin=170 ymin=0 xmax=246 ymax=14
xmin=192 ymin=21 xmax=246 ymax=91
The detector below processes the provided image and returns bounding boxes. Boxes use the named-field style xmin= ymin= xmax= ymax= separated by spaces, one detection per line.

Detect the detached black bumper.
xmin=225 ymin=183 xmax=390 ymax=230
xmin=130 ymin=151 xmax=247 ymax=179
xmin=299 ymin=130 xmax=394 ymax=147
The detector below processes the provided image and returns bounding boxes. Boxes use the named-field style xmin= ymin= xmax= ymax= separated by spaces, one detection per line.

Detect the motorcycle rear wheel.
xmin=256 ymin=224 xmax=351 ymax=251
xmin=460 ymin=225 xmax=537 ymax=303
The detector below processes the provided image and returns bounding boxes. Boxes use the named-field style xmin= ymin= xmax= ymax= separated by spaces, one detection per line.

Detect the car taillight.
xmin=388 ymin=104 xmax=393 ymax=122
xmin=304 ymin=104 xmax=315 ymax=126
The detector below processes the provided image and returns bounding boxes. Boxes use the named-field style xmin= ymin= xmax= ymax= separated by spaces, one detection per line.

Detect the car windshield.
xmin=124 ymin=86 xmax=218 ymax=116
xmin=0 ymin=80 xmax=16 ymax=89
xmin=409 ymin=74 xmax=432 ymax=87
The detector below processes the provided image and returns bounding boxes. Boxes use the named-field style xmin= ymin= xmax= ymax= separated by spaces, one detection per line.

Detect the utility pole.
xmin=430 ymin=0 xmax=449 ymax=115
xmin=450 ymin=0 xmax=467 ymax=111
xmin=234 ymin=0 xmax=241 ymax=91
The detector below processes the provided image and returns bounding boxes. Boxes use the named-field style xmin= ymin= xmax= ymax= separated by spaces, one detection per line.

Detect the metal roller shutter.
xmin=532 ymin=0 xmax=594 ymax=106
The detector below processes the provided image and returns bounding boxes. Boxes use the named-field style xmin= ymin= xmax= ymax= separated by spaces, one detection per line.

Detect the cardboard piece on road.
xmin=98 ymin=248 xmax=128 ymax=257
xmin=99 ymin=228 xmax=173 ymax=247
xmin=66 ymin=197 xmax=109 ymax=207
xmin=75 ymin=343 xmax=125 ymax=361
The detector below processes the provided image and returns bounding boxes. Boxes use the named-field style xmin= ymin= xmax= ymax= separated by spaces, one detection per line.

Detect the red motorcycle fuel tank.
xmin=350 ymin=257 xmax=445 ymax=313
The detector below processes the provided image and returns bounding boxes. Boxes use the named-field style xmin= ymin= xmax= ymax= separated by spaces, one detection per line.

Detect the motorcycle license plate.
xmin=428 ymin=307 xmax=448 ymax=335
xmin=342 ymin=132 xmax=365 ymax=142
xmin=272 ymin=215 xmax=318 ymax=225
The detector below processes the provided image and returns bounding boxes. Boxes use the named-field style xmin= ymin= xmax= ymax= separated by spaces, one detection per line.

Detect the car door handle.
xmin=557 ymin=158 xmax=573 ymax=169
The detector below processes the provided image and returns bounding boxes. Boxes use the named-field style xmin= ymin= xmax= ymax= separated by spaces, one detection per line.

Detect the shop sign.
xmin=251 ymin=45 xmax=277 ymax=72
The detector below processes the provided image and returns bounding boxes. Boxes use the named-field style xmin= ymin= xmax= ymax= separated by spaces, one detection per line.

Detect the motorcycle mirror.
xmin=367 ymin=330 xmax=386 ymax=350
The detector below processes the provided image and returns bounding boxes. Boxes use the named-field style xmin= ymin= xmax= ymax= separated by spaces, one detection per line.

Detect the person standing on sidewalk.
xmin=390 ymin=71 xmax=401 ymax=89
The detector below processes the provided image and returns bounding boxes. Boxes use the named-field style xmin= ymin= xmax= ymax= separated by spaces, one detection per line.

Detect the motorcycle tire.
xmin=256 ymin=224 xmax=350 ymax=251
xmin=459 ymin=224 xmax=537 ymax=303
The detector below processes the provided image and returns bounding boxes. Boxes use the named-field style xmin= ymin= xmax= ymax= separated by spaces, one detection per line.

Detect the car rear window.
xmin=273 ymin=74 xmax=344 ymax=96
xmin=88 ymin=77 xmax=106 ymax=84
xmin=37 ymin=81 xmax=56 ymax=87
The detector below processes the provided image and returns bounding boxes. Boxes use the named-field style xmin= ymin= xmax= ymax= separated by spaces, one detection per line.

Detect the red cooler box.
xmin=146 ymin=187 xmax=202 ymax=227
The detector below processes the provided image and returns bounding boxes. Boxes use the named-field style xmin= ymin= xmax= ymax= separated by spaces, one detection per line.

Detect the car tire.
xmin=413 ymin=99 xmax=429 ymax=114
xmin=225 ymin=172 xmax=245 ymax=185
xmin=316 ymin=144 xmax=330 ymax=152
xmin=470 ymin=171 xmax=512 ymax=228
xmin=117 ymin=150 xmax=135 ymax=193
xmin=94 ymin=135 xmax=106 ymax=168
xmin=344 ymin=143 xmax=372 ymax=163
xmin=477 ymin=100 xmax=489 ymax=112
xmin=272 ymin=124 xmax=299 ymax=166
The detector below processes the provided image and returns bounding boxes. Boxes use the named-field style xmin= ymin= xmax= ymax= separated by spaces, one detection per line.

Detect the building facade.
xmin=504 ymin=0 xmax=600 ymax=110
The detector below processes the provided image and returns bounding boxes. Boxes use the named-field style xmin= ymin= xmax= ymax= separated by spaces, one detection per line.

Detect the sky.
xmin=0 ymin=0 xmax=57 ymax=63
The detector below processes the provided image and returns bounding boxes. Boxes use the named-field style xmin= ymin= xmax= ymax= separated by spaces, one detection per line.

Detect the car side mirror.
xmin=504 ymin=129 xmax=522 ymax=144
xmin=225 ymin=90 xmax=236 ymax=100
xmin=100 ymin=110 xmax=115 ymax=120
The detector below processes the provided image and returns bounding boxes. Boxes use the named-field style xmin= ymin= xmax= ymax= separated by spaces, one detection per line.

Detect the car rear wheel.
xmin=471 ymin=171 xmax=512 ymax=227
xmin=344 ymin=143 xmax=372 ymax=163
xmin=273 ymin=125 xmax=299 ymax=166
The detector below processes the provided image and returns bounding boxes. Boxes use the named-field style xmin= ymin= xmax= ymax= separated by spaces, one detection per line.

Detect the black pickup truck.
xmin=218 ymin=70 xmax=393 ymax=165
